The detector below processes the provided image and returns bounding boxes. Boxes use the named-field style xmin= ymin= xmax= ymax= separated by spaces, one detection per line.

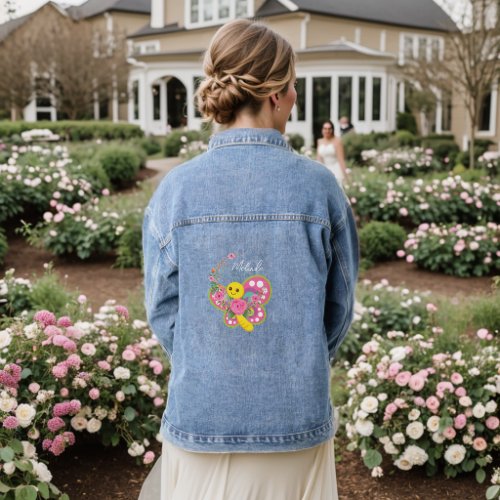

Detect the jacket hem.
xmin=160 ymin=415 xmax=334 ymax=453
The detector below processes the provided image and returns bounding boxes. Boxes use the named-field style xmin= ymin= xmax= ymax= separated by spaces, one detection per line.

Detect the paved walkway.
xmin=146 ymin=157 xmax=183 ymax=186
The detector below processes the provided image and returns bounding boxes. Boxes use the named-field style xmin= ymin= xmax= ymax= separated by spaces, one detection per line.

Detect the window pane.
xmin=418 ymin=37 xmax=427 ymax=59
xmin=312 ymin=77 xmax=331 ymax=140
xmin=236 ymin=0 xmax=247 ymax=17
xmin=204 ymin=0 xmax=213 ymax=21
xmin=193 ymin=76 xmax=203 ymax=118
xmin=358 ymin=76 xmax=366 ymax=121
xmin=372 ymin=77 xmax=382 ymax=121
xmin=479 ymin=92 xmax=492 ymax=131
xmin=152 ymin=84 xmax=161 ymax=120
xmin=404 ymin=35 xmax=413 ymax=59
xmin=219 ymin=0 xmax=230 ymax=18
xmin=191 ymin=0 xmax=199 ymax=23
xmin=296 ymin=78 xmax=306 ymax=121
xmin=431 ymin=39 xmax=440 ymax=61
xmin=133 ymin=81 xmax=139 ymax=120
xmin=338 ymin=76 xmax=352 ymax=121
xmin=441 ymin=90 xmax=452 ymax=131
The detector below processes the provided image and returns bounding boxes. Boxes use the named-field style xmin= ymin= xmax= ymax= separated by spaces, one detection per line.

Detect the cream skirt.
xmin=139 ymin=438 xmax=339 ymax=500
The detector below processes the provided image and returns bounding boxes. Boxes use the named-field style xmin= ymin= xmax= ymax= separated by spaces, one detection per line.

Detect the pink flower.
xmin=426 ymin=396 xmax=440 ymax=413
xmin=414 ymin=397 xmax=426 ymax=407
xmin=385 ymin=403 xmax=398 ymax=415
xmin=143 ymin=451 xmax=155 ymax=465
xmin=455 ymin=387 xmax=467 ymax=397
xmin=52 ymin=364 xmax=68 ymax=379
xmin=57 ymin=316 xmax=73 ymax=328
xmin=44 ymin=325 xmax=62 ymax=337
xmin=388 ymin=362 xmax=402 ymax=378
xmin=66 ymin=326 xmax=84 ymax=339
xmin=437 ymin=381 xmax=454 ymax=397
xmin=34 ymin=310 xmax=56 ymax=328
xmin=476 ymin=328 xmax=489 ymax=339
xmin=122 ymin=349 xmax=136 ymax=362
xmin=214 ymin=291 xmax=225 ymax=301
xmin=396 ymin=250 xmax=405 ymax=258
xmin=230 ymin=299 xmax=247 ymax=315
xmin=485 ymin=417 xmax=499 ymax=430
xmin=89 ymin=388 xmax=100 ymax=400
xmin=63 ymin=340 xmax=77 ymax=352
xmin=64 ymin=432 xmax=75 ymax=446
xmin=115 ymin=305 xmax=129 ymax=319
xmin=443 ymin=426 xmax=456 ymax=439
xmin=65 ymin=354 xmax=81 ymax=368
xmin=450 ymin=373 xmax=463 ymax=385
xmin=102 ymin=188 xmax=110 ymax=196
xmin=97 ymin=360 xmax=111 ymax=371
xmin=42 ymin=439 xmax=52 ymax=451
xmin=406 ymin=255 xmax=415 ymax=263
xmin=77 ymin=294 xmax=87 ymax=304
xmin=153 ymin=397 xmax=164 ymax=407
xmin=28 ymin=382 xmax=40 ymax=394
xmin=426 ymin=303 xmax=438 ymax=313
xmin=49 ymin=435 xmax=66 ymax=456
xmin=53 ymin=334 xmax=70 ymax=347
xmin=399 ymin=207 xmax=409 ymax=217
xmin=53 ymin=402 xmax=71 ymax=417
xmin=409 ymin=375 xmax=425 ymax=392
xmin=395 ymin=371 xmax=411 ymax=387
xmin=47 ymin=417 xmax=65 ymax=433
xmin=60 ymin=388 xmax=69 ymax=397
xmin=472 ymin=437 xmax=487 ymax=452
xmin=68 ymin=400 xmax=81 ymax=415
xmin=2 ymin=416 xmax=19 ymax=429
xmin=149 ymin=360 xmax=163 ymax=375
xmin=81 ymin=343 xmax=96 ymax=356
xmin=454 ymin=414 xmax=467 ymax=430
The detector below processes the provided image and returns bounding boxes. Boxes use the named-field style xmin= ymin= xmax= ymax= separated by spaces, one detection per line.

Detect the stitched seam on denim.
xmin=209 ymin=141 xmax=292 ymax=152
xmin=160 ymin=242 xmax=178 ymax=271
xmin=162 ymin=416 xmax=333 ymax=441
xmin=170 ymin=214 xmax=331 ymax=231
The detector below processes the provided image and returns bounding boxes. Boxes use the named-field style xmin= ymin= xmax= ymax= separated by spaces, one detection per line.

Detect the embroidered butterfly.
xmin=208 ymin=275 xmax=272 ymax=332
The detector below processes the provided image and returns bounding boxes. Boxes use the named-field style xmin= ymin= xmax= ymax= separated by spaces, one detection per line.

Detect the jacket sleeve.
xmin=142 ymin=206 xmax=179 ymax=360
xmin=324 ymin=202 xmax=359 ymax=363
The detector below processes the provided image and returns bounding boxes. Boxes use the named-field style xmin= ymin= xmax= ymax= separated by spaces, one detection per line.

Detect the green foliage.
xmin=0 ymin=228 xmax=7 ymax=267
xmin=393 ymin=130 xmax=418 ymax=147
xmin=0 ymin=121 xmax=144 ymax=141
xmin=285 ymin=133 xmax=305 ymax=151
xmin=29 ymin=267 xmax=75 ymax=316
xmin=164 ymin=130 xmax=210 ymax=157
xmin=115 ymin=213 xmax=143 ymax=269
xmin=342 ymin=132 xmax=390 ymax=164
xmin=80 ymin=159 xmax=111 ymax=192
xmin=96 ymin=146 xmax=143 ymax=189
xmin=420 ymin=136 xmax=459 ymax=163
xmin=396 ymin=112 xmax=418 ymax=135
xmin=135 ymin=136 xmax=162 ymax=156
xmin=359 ymin=222 xmax=407 ymax=263
xmin=470 ymin=292 xmax=500 ymax=333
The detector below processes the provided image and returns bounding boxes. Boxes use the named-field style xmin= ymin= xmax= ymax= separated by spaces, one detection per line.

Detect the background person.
xmin=317 ymin=120 xmax=349 ymax=185
xmin=339 ymin=116 xmax=355 ymax=136
xmin=141 ymin=19 xmax=358 ymax=500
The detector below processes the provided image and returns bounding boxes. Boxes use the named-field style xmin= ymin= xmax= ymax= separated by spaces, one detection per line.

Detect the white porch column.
xmin=398 ymin=81 xmax=405 ymax=113
xmin=160 ymin=79 xmax=168 ymax=131
xmin=93 ymin=90 xmax=100 ymax=120
xmin=435 ymin=93 xmax=443 ymax=134
xmin=151 ymin=0 xmax=164 ymax=28
xmin=305 ymin=75 xmax=313 ymax=147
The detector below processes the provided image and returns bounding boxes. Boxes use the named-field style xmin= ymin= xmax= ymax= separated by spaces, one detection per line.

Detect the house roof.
xmin=67 ymin=0 xmax=150 ymax=20
xmin=128 ymin=22 xmax=184 ymax=38
xmin=256 ymin=0 xmax=458 ymax=32
xmin=298 ymin=39 xmax=395 ymax=58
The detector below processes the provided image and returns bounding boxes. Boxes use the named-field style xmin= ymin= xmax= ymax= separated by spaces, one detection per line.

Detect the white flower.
xmin=0 ymin=329 xmax=12 ymax=349
xmin=472 ymin=403 xmax=486 ymax=419
xmin=463 ymin=435 xmax=473 ymax=445
xmin=377 ymin=393 xmax=388 ymax=401
xmin=395 ymin=457 xmax=413 ymax=471
xmin=433 ymin=432 xmax=445 ymax=444
xmin=22 ymin=441 xmax=37 ymax=459
xmin=392 ymin=433 xmax=406 ymax=445
xmin=469 ymin=368 xmax=480 ymax=376
xmin=371 ymin=466 xmax=383 ymax=478
xmin=86 ymin=418 xmax=102 ymax=434
xmin=0 ymin=396 xmax=17 ymax=412
xmin=356 ymin=384 xmax=367 ymax=395
xmin=389 ymin=346 xmax=407 ymax=362
xmin=384 ymin=442 xmax=399 ymax=454
xmin=28 ymin=428 xmax=40 ymax=440
xmin=354 ymin=419 xmax=374 ymax=437
xmin=70 ymin=416 xmax=88 ymax=431
xmin=31 ymin=461 xmax=52 ymax=482
xmin=360 ymin=396 xmax=379 ymax=414
xmin=485 ymin=401 xmax=497 ymax=413
xmin=3 ymin=462 xmax=15 ymax=475
xmin=404 ymin=445 xmax=428 ymax=466
xmin=408 ymin=409 xmax=421 ymax=421
xmin=406 ymin=422 xmax=424 ymax=440
xmin=444 ymin=444 xmax=466 ymax=465
xmin=115 ymin=391 xmax=125 ymax=402
xmin=128 ymin=442 xmax=145 ymax=457
xmin=459 ymin=396 xmax=472 ymax=407
xmin=427 ymin=416 xmax=440 ymax=432
xmin=113 ymin=367 xmax=131 ymax=380
xmin=15 ymin=404 xmax=36 ymax=428
xmin=379 ymin=436 xmax=390 ymax=445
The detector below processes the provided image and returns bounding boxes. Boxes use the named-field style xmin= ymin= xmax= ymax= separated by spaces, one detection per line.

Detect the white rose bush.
xmin=344 ymin=326 xmax=499 ymax=485
xmin=0 ymin=296 xmax=168 ymax=498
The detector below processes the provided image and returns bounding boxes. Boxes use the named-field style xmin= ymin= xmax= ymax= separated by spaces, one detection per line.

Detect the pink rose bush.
xmin=0 ymin=300 xmax=168 ymax=496
xmin=344 ymin=327 xmax=499 ymax=483
xmin=399 ymin=222 xmax=499 ymax=277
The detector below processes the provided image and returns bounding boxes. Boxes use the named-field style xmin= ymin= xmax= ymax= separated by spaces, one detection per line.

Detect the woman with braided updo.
xmin=140 ymin=18 xmax=358 ymax=500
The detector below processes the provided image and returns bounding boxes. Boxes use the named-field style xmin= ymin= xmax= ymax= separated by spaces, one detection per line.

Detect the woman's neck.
xmin=228 ymin=102 xmax=279 ymax=131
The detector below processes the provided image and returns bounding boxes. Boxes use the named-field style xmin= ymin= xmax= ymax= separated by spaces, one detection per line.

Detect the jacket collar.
xmin=208 ymin=128 xmax=293 ymax=151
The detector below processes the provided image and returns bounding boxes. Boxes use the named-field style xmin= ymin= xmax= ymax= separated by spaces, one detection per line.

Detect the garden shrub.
xmin=343 ymin=133 xmax=384 ymax=164
xmin=362 ymin=148 xmax=444 ymax=176
xmin=471 ymin=292 xmax=500 ymax=334
xmin=0 ymin=269 xmax=32 ymax=319
xmin=115 ymin=214 xmax=143 ymax=269
xmin=136 ymin=136 xmax=162 ymax=156
xmin=400 ymin=222 xmax=500 ymax=277
xmin=359 ymin=222 xmax=407 ymax=263
xmin=29 ymin=266 xmax=75 ymax=316
xmin=344 ymin=326 xmax=499 ymax=481
xmin=96 ymin=146 xmax=142 ymax=189
xmin=396 ymin=112 xmax=418 ymax=135
xmin=393 ymin=130 xmax=418 ymax=147
xmin=81 ymin=159 xmax=111 ymax=192
xmin=0 ymin=121 xmax=143 ymax=141
xmin=0 ymin=228 xmax=7 ymax=267
xmin=285 ymin=133 xmax=305 ymax=151
xmin=164 ymin=130 xmax=210 ymax=157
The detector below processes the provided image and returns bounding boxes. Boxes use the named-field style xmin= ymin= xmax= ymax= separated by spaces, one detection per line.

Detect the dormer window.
xmin=187 ymin=0 xmax=253 ymax=27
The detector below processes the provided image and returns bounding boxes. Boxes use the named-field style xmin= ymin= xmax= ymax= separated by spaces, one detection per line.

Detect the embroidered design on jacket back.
xmin=208 ymin=253 xmax=272 ymax=332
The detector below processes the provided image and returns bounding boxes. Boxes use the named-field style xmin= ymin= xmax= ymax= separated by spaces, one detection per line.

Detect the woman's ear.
xmin=270 ymin=93 xmax=280 ymax=109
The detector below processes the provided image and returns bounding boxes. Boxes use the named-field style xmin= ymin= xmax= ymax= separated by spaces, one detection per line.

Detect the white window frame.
xmin=133 ymin=40 xmax=161 ymax=55
xmin=477 ymin=81 xmax=498 ymax=136
xmin=185 ymin=0 xmax=254 ymax=29
xmin=399 ymin=32 xmax=444 ymax=65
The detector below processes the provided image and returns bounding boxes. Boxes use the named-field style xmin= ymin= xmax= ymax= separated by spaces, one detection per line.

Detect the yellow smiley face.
xmin=226 ymin=281 xmax=244 ymax=299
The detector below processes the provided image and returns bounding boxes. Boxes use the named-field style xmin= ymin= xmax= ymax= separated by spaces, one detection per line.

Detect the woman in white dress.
xmin=316 ymin=120 xmax=349 ymax=185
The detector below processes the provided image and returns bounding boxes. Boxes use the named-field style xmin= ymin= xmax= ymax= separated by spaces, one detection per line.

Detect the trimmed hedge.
xmin=164 ymin=129 xmax=212 ymax=157
xmin=359 ymin=221 xmax=407 ymax=263
xmin=0 ymin=121 xmax=144 ymax=141
xmin=396 ymin=112 xmax=418 ymax=135
xmin=96 ymin=145 xmax=144 ymax=188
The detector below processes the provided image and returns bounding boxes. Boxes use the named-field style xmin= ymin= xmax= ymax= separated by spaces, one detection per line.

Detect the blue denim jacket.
xmin=143 ymin=128 xmax=359 ymax=453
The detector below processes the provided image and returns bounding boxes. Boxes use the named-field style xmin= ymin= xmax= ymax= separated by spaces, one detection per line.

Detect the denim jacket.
xmin=143 ymin=128 xmax=359 ymax=453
